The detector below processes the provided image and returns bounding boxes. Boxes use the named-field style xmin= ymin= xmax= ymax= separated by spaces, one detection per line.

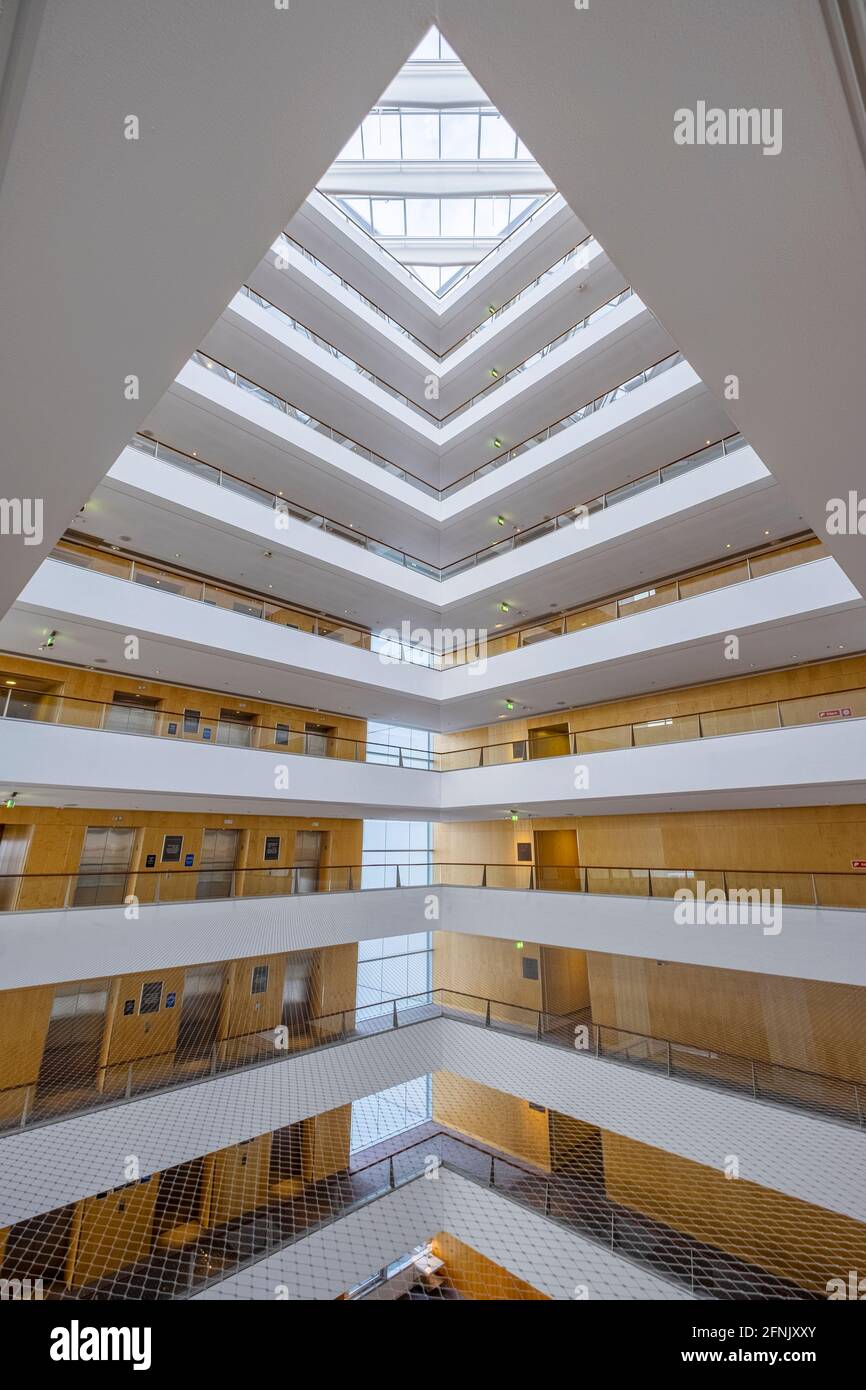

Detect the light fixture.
xmin=499 ymin=602 xmax=510 ymax=613
xmin=510 ymin=810 xmax=519 ymax=822
xmin=506 ymin=700 xmax=514 ymax=711
xmin=496 ymin=515 xmax=505 ymax=527
xmin=489 ymin=368 xmax=500 ymax=379
xmin=493 ymin=438 xmax=502 ymax=449
xmin=5 ymin=793 xmax=17 ymax=808
xmin=515 ymin=940 xmax=524 ymax=950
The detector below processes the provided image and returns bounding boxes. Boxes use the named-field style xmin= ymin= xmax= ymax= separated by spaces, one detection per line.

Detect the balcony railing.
xmin=128 ymin=425 xmax=745 ymax=583
xmin=3 ymin=860 xmax=866 ymax=915
xmin=278 ymin=230 xmax=604 ymax=359
xmin=178 ymin=1128 xmax=825 ymax=1304
xmin=3 ymin=981 xmax=861 ymax=1142
xmin=187 ymin=342 xmax=686 ymax=498
xmin=3 ymin=661 xmax=860 ymax=777
xmin=240 ymin=256 xmax=628 ymax=425
xmin=47 ymin=527 xmax=823 ymax=671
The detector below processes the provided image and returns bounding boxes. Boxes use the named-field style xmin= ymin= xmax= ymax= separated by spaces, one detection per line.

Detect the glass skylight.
xmin=316 ymin=26 xmax=556 ymax=296
xmin=337 ymin=109 xmax=534 ymax=162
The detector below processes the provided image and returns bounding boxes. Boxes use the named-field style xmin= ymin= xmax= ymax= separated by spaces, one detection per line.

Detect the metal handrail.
xmin=4 ymin=984 xmax=861 ymax=1139
xmin=2 ymin=657 xmax=857 ymax=772
xmin=2 ymin=860 xmax=865 ymax=912
xmin=129 ymin=424 xmax=745 ymax=582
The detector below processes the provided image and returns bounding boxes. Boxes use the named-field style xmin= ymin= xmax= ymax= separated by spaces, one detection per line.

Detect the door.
xmin=528 ymin=723 xmax=571 ymax=759
xmin=294 ymin=831 xmax=324 ymax=894
xmin=216 ymin=709 xmax=254 ymax=748
xmin=37 ymin=978 xmax=110 ymax=1102
xmin=304 ymin=722 xmax=335 ymax=758
xmin=281 ymin=952 xmax=314 ymax=1034
xmin=175 ymin=965 xmax=225 ymax=1062
xmin=196 ymin=829 xmax=239 ymax=900
xmin=104 ymin=693 xmax=160 ymax=735
xmin=533 ymin=829 xmax=580 ymax=891
xmin=73 ymin=827 xmax=135 ymax=906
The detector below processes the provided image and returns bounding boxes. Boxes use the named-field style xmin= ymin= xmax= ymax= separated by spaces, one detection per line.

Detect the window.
xmin=140 ymin=981 xmax=163 ymax=1014
xmin=251 ymin=965 xmax=269 ymax=995
xmin=275 ymin=724 xmax=289 ymax=746
xmin=183 ymin=709 xmax=200 ymax=734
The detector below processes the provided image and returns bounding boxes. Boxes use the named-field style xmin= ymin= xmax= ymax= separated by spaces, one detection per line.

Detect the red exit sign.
xmin=819 ymin=707 xmax=852 ymax=719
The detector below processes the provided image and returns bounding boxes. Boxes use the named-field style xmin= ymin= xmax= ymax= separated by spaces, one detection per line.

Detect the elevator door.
xmin=73 ymin=827 xmax=135 ymax=906
xmin=216 ymin=709 xmax=254 ymax=748
xmin=281 ymin=952 xmax=314 ymax=1034
xmin=195 ymin=829 xmax=239 ymax=900
xmin=37 ymin=978 xmax=110 ymax=1099
xmin=175 ymin=965 xmax=225 ymax=1062
xmin=104 ymin=692 xmax=160 ymax=735
xmin=294 ymin=831 xmax=324 ymax=894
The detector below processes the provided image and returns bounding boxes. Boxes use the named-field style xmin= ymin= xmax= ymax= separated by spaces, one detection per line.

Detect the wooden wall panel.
xmin=201 ymin=1135 xmax=273 ymax=1225
xmin=0 ymin=985 xmax=55 ymax=1123
xmin=303 ymin=1105 xmax=352 ymax=1182
xmin=432 ymin=1073 xmax=551 ymax=1170
xmin=587 ymin=953 xmax=866 ymax=1083
xmin=68 ymin=1178 xmax=158 ymax=1289
xmin=602 ymin=1131 xmax=866 ymax=1293
xmin=435 ymin=804 xmax=866 ymax=880
xmin=433 ymin=930 xmax=543 ymax=1019
xmin=435 ymin=651 xmax=866 ymax=756
xmin=431 ymin=1230 xmax=549 ymax=1299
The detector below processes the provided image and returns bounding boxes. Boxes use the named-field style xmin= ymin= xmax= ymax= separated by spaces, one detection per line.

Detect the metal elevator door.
xmin=73 ymin=827 xmax=135 ymax=907
xmin=175 ymin=965 xmax=225 ymax=1062
xmin=37 ymin=978 xmax=110 ymax=1098
xmin=196 ymin=829 xmax=239 ymax=900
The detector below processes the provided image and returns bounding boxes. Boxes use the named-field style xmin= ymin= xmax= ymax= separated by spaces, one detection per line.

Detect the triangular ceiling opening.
xmin=315 ymin=25 xmax=558 ymax=298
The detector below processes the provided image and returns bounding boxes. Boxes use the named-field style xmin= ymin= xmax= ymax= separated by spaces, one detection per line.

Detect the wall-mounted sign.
xmin=145 ymin=854 xmax=156 ymax=869
xmin=202 ymin=727 xmax=213 ymax=741
xmin=264 ymin=836 xmax=281 ymax=861
xmin=819 ymin=707 xmax=852 ymax=719
xmin=161 ymin=835 xmax=183 ymax=863
xmin=852 ymin=860 xmax=866 ymax=869
xmin=167 ymin=721 xmax=178 ymax=736
xmin=165 ymin=992 xmax=176 ymax=1009
xmin=184 ymin=853 xmax=194 ymax=867
xmin=122 ymin=999 xmax=135 ymax=1016
xmin=516 ymin=841 xmax=532 ymax=862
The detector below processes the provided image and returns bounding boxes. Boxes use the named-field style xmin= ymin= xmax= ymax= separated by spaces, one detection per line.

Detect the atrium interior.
xmin=1 ymin=2 xmax=865 ymax=1316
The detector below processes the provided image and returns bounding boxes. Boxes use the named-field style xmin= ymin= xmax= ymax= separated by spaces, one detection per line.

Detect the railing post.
xmin=595 ymin=1025 xmax=601 ymax=1058
xmin=481 ymin=864 xmax=487 ymax=888
xmin=536 ymin=1011 xmax=542 ymax=1042
xmin=125 ymin=1063 xmax=133 ymax=1099
xmin=19 ymin=1084 xmax=31 ymax=1128
xmin=811 ymin=873 xmax=818 ymax=906
xmin=544 ymin=1182 xmax=551 ymax=1217
xmin=690 ymin=1248 xmax=695 ymax=1293
xmin=388 ymin=1155 xmax=395 ymax=1189
xmin=340 ymin=1011 xmax=346 ymax=1037
xmin=488 ymin=1155 xmax=495 ymax=1188
xmin=666 ymin=1040 xmax=672 ymax=1077
xmin=855 ymin=1085 xmax=863 ymax=1128
xmin=610 ymin=1211 xmax=615 ymax=1250
xmin=392 ymin=998 xmax=399 ymax=1030
xmin=210 ymin=1041 xmax=218 ymax=1075
xmin=484 ymin=999 xmax=491 ymax=1028
xmin=751 ymin=1060 xmax=758 ymax=1099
